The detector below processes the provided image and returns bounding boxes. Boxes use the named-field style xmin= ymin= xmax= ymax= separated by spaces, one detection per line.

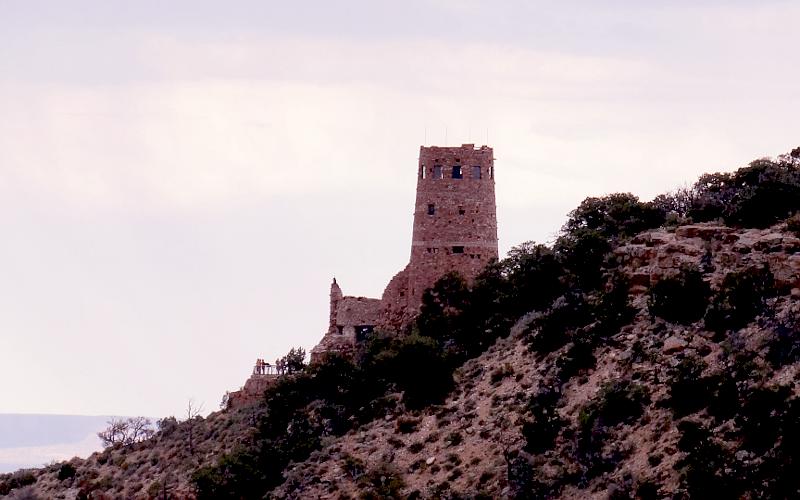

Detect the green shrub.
xmin=561 ymin=193 xmax=665 ymax=241
xmin=593 ymin=273 xmax=637 ymax=337
xmin=343 ymin=454 xmax=365 ymax=480
xmin=0 ymin=470 xmax=36 ymax=496
xmin=372 ymin=334 xmax=454 ymax=410
xmin=787 ymin=213 xmax=800 ymax=237
xmin=502 ymin=242 xmax=565 ymax=316
xmin=554 ymin=228 xmax=612 ymax=290
xmin=445 ymin=431 xmax=462 ymax=447
xmin=687 ymin=153 xmax=800 ymax=228
xmin=57 ymin=463 xmax=76 ymax=481
xmin=648 ymin=266 xmax=710 ymax=324
xmin=668 ymin=356 xmax=710 ymax=417
xmin=522 ymin=385 xmax=563 ymax=454
xmin=736 ymin=385 xmax=791 ymax=454
xmin=357 ymin=464 xmax=405 ymax=500
xmin=675 ymin=420 xmax=735 ymax=498
xmin=395 ymin=416 xmax=420 ymax=434
xmin=705 ymin=265 xmax=775 ymax=334
xmin=574 ymin=380 xmax=648 ymax=481
xmin=766 ymin=318 xmax=800 ymax=367
xmin=527 ymin=292 xmax=592 ymax=355
xmin=554 ymin=333 xmax=596 ymax=382
xmin=490 ymin=363 xmax=514 ymax=384
xmin=585 ymin=379 xmax=649 ymax=428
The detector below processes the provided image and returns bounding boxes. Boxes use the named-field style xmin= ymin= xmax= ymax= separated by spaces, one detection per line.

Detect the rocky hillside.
xmin=272 ymin=223 xmax=800 ymax=499
xmin=1 ymin=406 xmax=258 ymax=499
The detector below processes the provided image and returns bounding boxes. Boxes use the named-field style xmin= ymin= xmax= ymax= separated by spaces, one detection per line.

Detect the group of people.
xmin=253 ymin=357 xmax=286 ymax=375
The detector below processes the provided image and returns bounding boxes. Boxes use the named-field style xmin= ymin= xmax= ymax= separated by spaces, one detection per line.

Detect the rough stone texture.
xmin=312 ymin=144 xmax=499 ymax=361
xmin=405 ymin=144 xmax=499 ymax=312
xmin=615 ymin=223 xmax=800 ymax=293
xmin=228 ymin=372 xmax=279 ymax=408
xmin=662 ymin=335 xmax=688 ymax=354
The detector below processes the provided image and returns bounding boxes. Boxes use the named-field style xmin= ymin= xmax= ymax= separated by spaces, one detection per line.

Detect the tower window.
xmin=355 ymin=325 xmax=374 ymax=342
xmin=452 ymin=166 xmax=463 ymax=179
xmin=433 ymin=165 xmax=443 ymax=179
xmin=428 ymin=203 xmax=435 ymax=215
xmin=490 ymin=166 xmax=494 ymax=178
xmin=472 ymin=166 xmax=481 ymax=179
xmin=458 ymin=206 xmax=465 ymax=215
xmin=420 ymin=165 xmax=426 ymax=179
xmin=452 ymin=246 xmax=464 ymax=254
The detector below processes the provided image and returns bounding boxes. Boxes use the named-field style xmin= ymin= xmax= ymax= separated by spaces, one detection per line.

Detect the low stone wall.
xmin=227 ymin=373 xmax=279 ymax=409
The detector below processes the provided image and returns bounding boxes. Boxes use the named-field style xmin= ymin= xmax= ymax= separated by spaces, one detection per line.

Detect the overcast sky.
xmin=1 ymin=0 xmax=798 ymax=419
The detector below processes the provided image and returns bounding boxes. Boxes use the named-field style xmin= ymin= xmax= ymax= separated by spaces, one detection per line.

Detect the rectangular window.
xmin=433 ymin=165 xmax=443 ymax=179
xmin=428 ymin=203 xmax=435 ymax=215
xmin=355 ymin=325 xmax=374 ymax=342
xmin=458 ymin=206 xmax=465 ymax=215
xmin=452 ymin=166 xmax=463 ymax=179
xmin=420 ymin=165 xmax=426 ymax=179
xmin=472 ymin=166 xmax=481 ymax=179
xmin=452 ymin=246 xmax=464 ymax=254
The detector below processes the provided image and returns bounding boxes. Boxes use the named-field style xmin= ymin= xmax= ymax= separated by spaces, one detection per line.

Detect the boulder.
xmin=663 ymin=336 xmax=688 ymax=354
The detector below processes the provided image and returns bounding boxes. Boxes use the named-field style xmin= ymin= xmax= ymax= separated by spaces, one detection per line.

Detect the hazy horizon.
xmin=0 ymin=414 xmax=112 ymax=473
xmin=2 ymin=1 xmax=799 ymax=420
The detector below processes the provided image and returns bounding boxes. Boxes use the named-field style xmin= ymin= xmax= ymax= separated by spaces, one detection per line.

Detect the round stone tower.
xmin=407 ymin=144 xmax=499 ymax=305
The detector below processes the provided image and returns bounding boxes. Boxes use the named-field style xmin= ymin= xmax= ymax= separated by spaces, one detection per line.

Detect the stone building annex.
xmin=229 ymin=144 xmax=498 ymax=406
xmin=311 ymin=144 xmax=499 ymax=361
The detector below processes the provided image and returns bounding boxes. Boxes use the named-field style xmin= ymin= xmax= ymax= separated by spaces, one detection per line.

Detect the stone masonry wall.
xmin=406 ymin=144 xmax=498 ymax=310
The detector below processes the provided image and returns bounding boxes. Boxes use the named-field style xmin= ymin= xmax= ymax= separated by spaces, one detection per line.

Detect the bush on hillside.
xmin=575 ymin=379 xmax=649 ymax=480
xmin=521 ymin=385 xmax=564 ymax=454
xmin=766 ymin=317 xmax=800 ymax=368
xmin=527 ymin=273 xmax=635 ymax=380
xmin=276 ymin=347 xmax=307 ymax=374
xmin=687 ymin=151 xmax=800 ymax=228
xmin=786 ymin=213 xmax=800 ymax=237
xmin=704 ymin=265 xmax=775 ymax=335
xmin=57 ymin=463 xmax=76 ymax=481
xmin=526 ymin=292 xmax=592 ymax=355
xmin=501 ymin=242 xmax=564 ymax=317
xmin=648 ymin=266 xmax=710 ymax=324
xmin=554 ymin=228 xmax=612 ymax=291
xmin=417 ymin=272 xmax=471 ymax=347
xmin=652 ymin=186 xmax=696 ymax=219
xmin=365 ymin=333 xmax=454 ymax=410
xmin=593 ymin=272 xmax=637 ymax=337
xmin=0 ymin=471 xmax=36 ymax=496
xmin=725 ymin=158 xmax=800 ymax=228
xmin=561 ymin=193 xmax=665 ymax=240
xmin=580 ymin=379 xmax=649 ymax=429
xmin=675 ymin=420 xmax=735 ymax=498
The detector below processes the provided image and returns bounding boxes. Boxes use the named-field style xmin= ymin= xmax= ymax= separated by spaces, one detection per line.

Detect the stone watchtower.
xmin=408 ymin=144 xmax=499 ymax=304
xmin=311 ymin=144 xmax=499 ymax=361
xmin=380 ymin=144 xmax=499 ymax=330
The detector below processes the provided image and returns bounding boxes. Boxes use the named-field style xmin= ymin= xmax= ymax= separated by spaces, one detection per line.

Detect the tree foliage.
xmin=97 ymin=417 xmax=154 ymax=448
xmin=648 ymin=266 xmax=711 ymax=324
xmin=276 ymin=347 xmax=307 ymax=375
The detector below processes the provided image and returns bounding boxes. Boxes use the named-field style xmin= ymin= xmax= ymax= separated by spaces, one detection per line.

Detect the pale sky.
xmin=1 ymin=1 xmax=798 ymax=418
